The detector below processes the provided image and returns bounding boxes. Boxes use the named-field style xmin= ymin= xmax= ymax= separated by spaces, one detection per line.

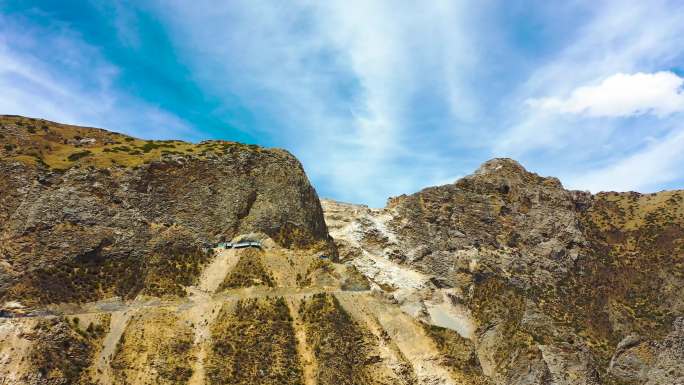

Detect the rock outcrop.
xmin=322 ymin=158 xmax=684 ymax=385
xmin=0 ymin=115 xmax=331 ymax=305
xmin=1 ymin=115 xmax=682 ymax=385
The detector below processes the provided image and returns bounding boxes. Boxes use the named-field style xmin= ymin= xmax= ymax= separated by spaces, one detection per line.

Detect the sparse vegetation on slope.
xmin=142 ymin=226 xmax=213 ymax=297
xmin=0 ymin=115 xmax=263 ymax=170
xmin=27 ymin=316 xmax=108 ymax=384
xmin=111 ymin=309 xmax=195 ymax=385
xmin=218 ymin=249 xmax=275 ymax=290
xmin=465 ymin=276 xmax=549 ymax=384
xmin=206 ymin=297 xmax=303 ymax=385
xmin=347 ymin=158 xmax=684 ymax=384
xmin=2 ymin=116 xmax=683 ymax=385
xmin=579 ymin=191 xmax=684 ymax=353
xmin=5 ymin=226 xmax=212 ymax=305
xmin=299 ymin=293 xmax=381 ymax=385
xmin=296 ymin=258 xmax=335 ymax=287
xmin=0 ymin=115 xmax=333 ymax=306
xmin=422 ymin=323 xmax=491 ymax=384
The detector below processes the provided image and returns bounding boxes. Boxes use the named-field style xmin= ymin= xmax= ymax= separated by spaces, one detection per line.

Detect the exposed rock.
xmin=2 ymin=116 xmax=683 ymax=385
xmin=609 ymin=317 xmax=684 ymax=385
xmin=322 ymin=157 xmax=684 ymax=385
xmin=0 ymin=115 xmax=332 ymax=305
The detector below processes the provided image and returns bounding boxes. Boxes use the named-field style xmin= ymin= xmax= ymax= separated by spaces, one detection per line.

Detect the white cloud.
xmin=492 ymin=0 xmax=684 ymax=197
xmin=154 ymin=0 xmax=479 ymax=206
xmin=528 ymin=71 xmax=684 ymax=118
xmin=4 ymin=1 xmax=684 ymax=205
xmin=496 ymin=0 xmax=684 ymax=162
xmin=135 ymin=0 xmax=684 ymax=202
xmin=566 ymin=127 xmax=684 ymax=192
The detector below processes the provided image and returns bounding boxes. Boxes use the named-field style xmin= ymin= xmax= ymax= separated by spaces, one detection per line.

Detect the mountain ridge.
xmin=1 ymin=116 xmax=682 ymax=385
xmin=0 ymin=115 xmax=334 ymax=306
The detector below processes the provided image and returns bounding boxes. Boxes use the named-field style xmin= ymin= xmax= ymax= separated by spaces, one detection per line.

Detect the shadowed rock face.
xmin=0 ymin=115 xmax=331 ymax=305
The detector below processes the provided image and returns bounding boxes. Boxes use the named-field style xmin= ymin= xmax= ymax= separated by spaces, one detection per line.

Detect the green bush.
xmin=67 ymin=150 xmax=92 ymax=161
xmin=141 ymin=141 xmax=175 ymax=153
xmin=141 ymin=142 xmax=161 ymax=153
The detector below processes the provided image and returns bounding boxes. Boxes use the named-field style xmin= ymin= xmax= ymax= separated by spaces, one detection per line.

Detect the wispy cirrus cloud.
xmin=153 ymin=0 xmax=483 ymax=205
xmin=565 ymin=127 xmax=684 ymax=192
xmin=2 ymin=1 xmax=684 ymax=204
xmin=0 ymin=12 xmax=199 ymax=141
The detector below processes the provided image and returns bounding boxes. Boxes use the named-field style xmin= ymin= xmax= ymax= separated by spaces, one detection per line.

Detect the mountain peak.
xmin=467 ymin=157 xmax=563 ymax=189
xmin=474 ymin=157 xmax=527 ymax=176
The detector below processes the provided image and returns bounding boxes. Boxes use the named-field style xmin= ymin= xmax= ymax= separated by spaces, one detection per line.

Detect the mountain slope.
xmin=0 ymin=116 xmax=682 ymax=385
xmin=0 ymin=115 xmax=333 ymax=305
xmin=322 ymin=158 xmax=684 ymax=385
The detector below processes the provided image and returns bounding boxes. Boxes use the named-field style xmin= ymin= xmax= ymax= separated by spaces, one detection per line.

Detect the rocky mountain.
xmin=0 ymin=115 xmax=332 ymax=305
xmin=0 ymin=116 xmax=682 ymax=385
xmin=323 ymin=159 xmax=684 ymax=385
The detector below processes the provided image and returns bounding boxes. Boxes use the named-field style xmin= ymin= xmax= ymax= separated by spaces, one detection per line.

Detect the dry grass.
xmin=0 ymin=115 xmax=262 ymax=171
xmin=466 ymin=277 xmax=541 ymax=379
xmin=206 ymin=297 xmax=303 ymax=385
xmin=590 ymin=191 xmax=684 ymax=231
xmin=218 ymin=249 xmax=275 ymax=290
xmin=296 ymin=258 xmax=334 ymax=287
xmin=27 ymin=316 xmax=107 ymax=384
xmin=111 ymin=309 xmax=195 ymax=385
xmin=142 ymin=232 xmax=213 ymax=297
xmin=422 ymin=323 xmax=491 ymax=384
xmin=299 ymin=293 xmax=380 ymax=385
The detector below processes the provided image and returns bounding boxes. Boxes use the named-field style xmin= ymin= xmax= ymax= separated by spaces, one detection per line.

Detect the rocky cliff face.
xmin=0 ymin=115 xmax=331 ymax=305
xmin=322 ymin=158 xmax=684 ymax=385
xmin=1 ymin=115 xmax=682 ymax=385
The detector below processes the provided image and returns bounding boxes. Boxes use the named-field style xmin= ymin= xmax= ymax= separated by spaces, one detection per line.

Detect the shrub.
xmin=67 ymin=150 xmax=92 ymax=161
xmin=35 ymin=157 xmax=49 ymax=168
xmin=141 ymin=141 xmax=175 ymax=153
xmin=141 ymin=142 xmax=161 ymax=153
xmin=3 ymin=144 xmax=13 ymax=151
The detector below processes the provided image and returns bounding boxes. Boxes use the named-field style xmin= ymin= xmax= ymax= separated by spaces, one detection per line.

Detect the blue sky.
xmin=2 ymin=1 xmax=684 ymax=206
